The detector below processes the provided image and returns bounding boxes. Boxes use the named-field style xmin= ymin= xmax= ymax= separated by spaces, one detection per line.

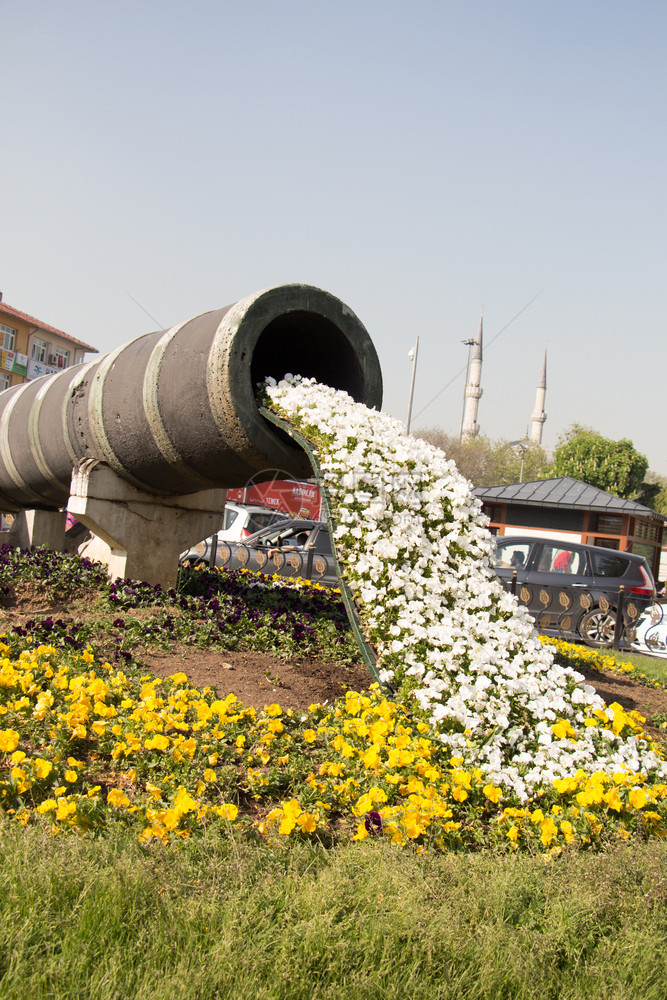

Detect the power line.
xmin=123 ymin=290 xmax=166 ymax=331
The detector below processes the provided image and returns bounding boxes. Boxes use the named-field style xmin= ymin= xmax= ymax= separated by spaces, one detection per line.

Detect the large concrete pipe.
xmin=0 ymin=284 xmax=383 ymax=511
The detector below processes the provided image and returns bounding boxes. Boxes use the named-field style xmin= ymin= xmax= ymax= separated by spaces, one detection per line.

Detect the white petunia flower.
xmin=265 ymin=376 xmax=667 ymax=799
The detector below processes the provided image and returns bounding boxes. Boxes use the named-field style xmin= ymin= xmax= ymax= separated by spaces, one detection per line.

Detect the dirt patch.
xmin=575 ymin=664 xmax=667 ymax=741
xmin=142 ymin=645 xmax=372 ymax=711
xmin=0 ymin=583 xmax=374 ymax=711
xmin=142 ymin=647 xmax=667 ymax=735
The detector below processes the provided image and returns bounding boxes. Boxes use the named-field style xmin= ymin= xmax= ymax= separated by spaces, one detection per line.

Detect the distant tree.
xmin=413 ymin=427 xmax=548 ymax=487
xmin=491 ymin=439 xmax=549 ymax=486
xmin=547 ymin=425 xmax=648 ymax=499
xmin=654 ymin=484 xmax=667 ymax=516
xmin=639 ymin=473 xmax=667 ymax=514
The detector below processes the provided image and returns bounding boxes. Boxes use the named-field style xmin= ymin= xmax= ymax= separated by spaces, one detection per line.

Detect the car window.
xmin=247 ymin=512 xmax=283 ymax=533
xmin=537 ymin=544 xmax=588 ymax=576
xmin=588 ymin=551 xmax=631 ymax=578
xmin=223 ymin=508 xmax=239 ymax=531
xmin=312 ymin=528 xmax=332 ymax=555
xmin=253 ymin=524 xmax=313 ymax=547
xmin=492 ymin=540 xmax=532 ymax=570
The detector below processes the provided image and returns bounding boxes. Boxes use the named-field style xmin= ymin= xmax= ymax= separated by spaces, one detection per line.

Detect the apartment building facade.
xmin=0 ymin=293 xmax=98 ymax=390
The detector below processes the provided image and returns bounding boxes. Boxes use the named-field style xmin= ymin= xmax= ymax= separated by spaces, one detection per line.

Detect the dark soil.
xmin=142 ymin=645 xmax=372 ymax=711
xmin=147 ymin=647 xmax=667 ymax=740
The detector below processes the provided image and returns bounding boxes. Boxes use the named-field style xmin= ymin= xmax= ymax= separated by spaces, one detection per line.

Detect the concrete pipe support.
xmin=0 ymin=284 xmax=383 ymax=585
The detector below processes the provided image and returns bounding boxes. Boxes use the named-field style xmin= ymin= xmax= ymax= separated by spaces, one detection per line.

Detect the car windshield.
xmin=246 ymin=511 xmax=285 ymax=533
xmin=255 ymin=524 xmax=314 ymax=546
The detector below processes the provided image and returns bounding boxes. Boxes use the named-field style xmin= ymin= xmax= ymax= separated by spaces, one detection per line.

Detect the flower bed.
xmin=1 ymin=633 xmax=665 ymax=851
xmin=0 ymin=549 xmax=359 ymax=666
xmin=2 ymin=381 xmax=667 ymax=851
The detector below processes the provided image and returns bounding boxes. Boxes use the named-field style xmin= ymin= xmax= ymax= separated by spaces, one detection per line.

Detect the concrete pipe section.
xmin=0 ymin=284 xmax=383 ymax=510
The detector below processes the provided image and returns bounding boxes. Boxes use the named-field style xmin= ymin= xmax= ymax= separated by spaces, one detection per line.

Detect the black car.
xmin=491 ymin=535 xmax=656 ymax=646
xmin=181 ymin=519 xmax=339 ymax=588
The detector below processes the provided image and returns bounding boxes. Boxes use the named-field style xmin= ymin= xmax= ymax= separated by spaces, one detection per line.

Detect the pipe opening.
xmin=250 ymin=311 xmax=365 ymax=401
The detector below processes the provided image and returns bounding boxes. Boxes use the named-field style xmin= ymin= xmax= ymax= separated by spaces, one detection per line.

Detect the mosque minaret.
xmin=459 ymin=318 xmax=547 ymax=445
xmin=529 ymin=345 xmax=547 ymax=444
xmin=461 ymin=311 xmax=483 ymax=440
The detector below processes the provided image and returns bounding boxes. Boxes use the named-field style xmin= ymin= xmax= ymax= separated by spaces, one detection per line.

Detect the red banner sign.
xmin=226 ymin=480 xmax=323 ymax=520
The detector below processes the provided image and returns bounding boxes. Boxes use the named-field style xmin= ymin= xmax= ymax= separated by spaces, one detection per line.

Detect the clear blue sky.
xmin=3 ymin=1 xmax=666 ymax=474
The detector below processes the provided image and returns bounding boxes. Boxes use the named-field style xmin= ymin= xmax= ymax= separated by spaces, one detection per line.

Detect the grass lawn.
xmin=2 ymin=823 xmax=667 ymax=1000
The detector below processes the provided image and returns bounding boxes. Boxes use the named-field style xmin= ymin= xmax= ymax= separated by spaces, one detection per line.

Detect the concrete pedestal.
xmin=1 ymin=509 xmax=68 ymax=551
xmin=67 ymin=461 xmax=225 ymax=588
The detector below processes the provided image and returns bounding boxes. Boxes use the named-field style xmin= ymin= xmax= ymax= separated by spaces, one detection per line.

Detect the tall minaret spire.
xmin=529 ymin=344 xmax=547 ymax=444
xmin=461 ymin=310 xmax=483 ymax=439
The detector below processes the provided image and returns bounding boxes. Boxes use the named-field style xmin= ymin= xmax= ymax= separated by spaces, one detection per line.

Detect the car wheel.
xmin=579 ymin=607 xmax=617 ymax=648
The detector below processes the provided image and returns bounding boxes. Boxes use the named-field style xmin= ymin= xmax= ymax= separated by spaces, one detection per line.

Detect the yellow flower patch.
xmin=1 ymin=638 xmax=666 ymax=852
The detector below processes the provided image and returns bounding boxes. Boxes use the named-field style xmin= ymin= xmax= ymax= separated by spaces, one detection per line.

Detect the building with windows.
xmin=0 ymin=293 xmax=98 ymax=390
xmin=474 ymin=476 xmax=666 ymax=581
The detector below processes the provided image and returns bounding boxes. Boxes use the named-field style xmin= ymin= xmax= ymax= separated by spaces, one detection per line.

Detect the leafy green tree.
xmin=639 ymin=473 xmax=667 ymax=514
xmin=413 ymin=427 xmax=547 ymax=487
xmin=491 ymin=439 xmax=548 ymax=486
xmin=547 ymin=425 xmax=648 ymax=499
xmin=654 ymin=485 xmax=667 ymax=515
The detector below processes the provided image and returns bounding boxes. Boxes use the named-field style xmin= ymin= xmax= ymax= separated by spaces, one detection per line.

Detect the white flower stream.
xmin=264 ymin=377 xmax=666 ymax=801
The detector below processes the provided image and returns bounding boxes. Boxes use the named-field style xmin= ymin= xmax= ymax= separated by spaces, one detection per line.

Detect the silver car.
xmin=181 ymin=518 xmax=339 ymax=588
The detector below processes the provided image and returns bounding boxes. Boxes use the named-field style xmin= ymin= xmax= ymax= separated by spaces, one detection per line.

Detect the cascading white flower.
xmin=264 ymin=376 xmax=667 ymax=800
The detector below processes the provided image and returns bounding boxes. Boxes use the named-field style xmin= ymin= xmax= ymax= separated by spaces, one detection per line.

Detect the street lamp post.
xmin=406 ymin=337 xmax=419 ymax=434
xmin=509 ymin=439 xmax=529 ymax=482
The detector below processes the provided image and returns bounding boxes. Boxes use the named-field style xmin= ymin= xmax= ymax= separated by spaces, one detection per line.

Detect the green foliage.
xmin=548 ymin=425 xmax=649 ymax=499
xmin=640 ymin=473 xmax=667 ymax=514
xmin=0 ymin=547 xmax=360 ymax=665
xmin=413 ymin=427 xmax=548 ymax=486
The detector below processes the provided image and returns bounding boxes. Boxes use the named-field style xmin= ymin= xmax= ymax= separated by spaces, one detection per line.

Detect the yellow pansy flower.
xmin=107 ymin=788 xmax=130 ymax=808
xmin=0 ymin=729 xmax=19 ymax=752
xmin=213 ymin=803 xmax=238 ymax=822
xmin=628 ymin=788 xmax=648 ymax=810
xmin=483 ymin=783 xmax=502 ymax=804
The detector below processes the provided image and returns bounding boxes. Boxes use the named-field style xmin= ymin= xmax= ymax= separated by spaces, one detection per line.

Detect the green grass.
xmin=1 ymin=821 xmax=667 ymax=1000
xmin=542 ymin=636 xmax=667 ymax=690
xmin=615 ymin=649 xmax=667 ymax=687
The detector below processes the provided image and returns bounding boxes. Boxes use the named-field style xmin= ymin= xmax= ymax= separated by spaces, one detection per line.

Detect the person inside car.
xmin=268 ymin=531 xmax=309 ymax=559
xmin=553 ymin=550 xmax=575 ymax=573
